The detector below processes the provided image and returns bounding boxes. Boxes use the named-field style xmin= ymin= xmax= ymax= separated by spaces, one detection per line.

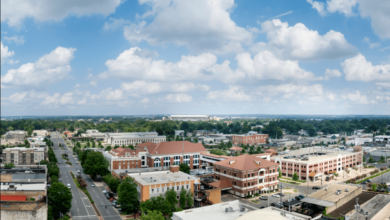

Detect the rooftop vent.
xmin=325 ymin=188 xmax=328 ymax=191
xmin=345 ymin=188 xmax=349 ymax=192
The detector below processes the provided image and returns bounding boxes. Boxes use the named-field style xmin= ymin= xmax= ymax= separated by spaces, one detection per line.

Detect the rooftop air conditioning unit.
xmin=345 ymin=188 xmax=349 ymax=192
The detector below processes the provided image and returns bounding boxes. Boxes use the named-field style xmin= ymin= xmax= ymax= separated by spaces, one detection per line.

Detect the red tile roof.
xmin=208 ymin=180 xmax=232 ymax=189
xmin=265 ymin=149 xmax=277 ymax=152
xmin=213 ymin=154 xmax=279 ymax=171
xmin=109 ymin=147 xmax=146 ymax=156
xmin=229 ymin=146 xmax=243 ymax=151
xmin=137 ymin=141 xmax=207 ymax=155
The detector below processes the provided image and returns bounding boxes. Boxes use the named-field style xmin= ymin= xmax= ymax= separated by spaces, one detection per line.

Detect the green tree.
xmin=83 ymin=151 xmax=109 ymax=178
xmin=140 ymin=210 xmax=165 ymax=220
xmin=51 ymin=175 xmax=59 ymax=184
xmin=372 ymin=183 xmax=377 ymax=191
xmin=179 ymin=163 xmax=190 ymax=174
xmin=279 ymin=169 xmax=282 ymax=178
xmin=48 ymin=182 xmax=72 ymax=219
xmin=33 ymin=132 xmax=37 ymax=136
xmin=179 ymin=188 xmax=186 ymax=209
xmin=363 ymin=155 xmax=366 ymax=162
xmin=108 ymin=177 xmax=121 ymax=193
xmin=48 ymin=163 xmax=60 ymax=178
xmin=369 ymin=155 xmax=374 ymax=163
xmin=292 ymin=172 xmax=299 ymax=181
xmin=164 ymin=189 xmax=178 ymax=216
xmin=118 ymin=177 xmax=139 ymax=215
xmin=4 ymin=163 xmax=15 ymax=168
xmin=69 ymin=125 xmax=75 ymax=132
xmin=24 ymin=139 xmax=30 ymax=148
xmin=381 ymin=155 xmax=385 ymax=163
xmin=334 ymin=172 xmax=339 ymax=179
xmin=185 ymin=191 xmax=194 ymax=208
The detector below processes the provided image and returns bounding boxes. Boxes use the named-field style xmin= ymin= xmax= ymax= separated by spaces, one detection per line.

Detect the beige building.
xmin=5 ymin=130 xmax=27 ymax=141
xmin=127 ymin=166 xmax=200 ymax=202
xmin=32 ymin=130 xmax=49 ymax=137
xmin=3 ymin=147 xmax=46 ymax=165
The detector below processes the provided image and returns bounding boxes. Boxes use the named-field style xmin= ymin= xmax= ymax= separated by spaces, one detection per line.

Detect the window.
xmin=234 ymin=173 xmax=236 ymax=177
xmin=193 ymin=154 xmax=199 ymax=159
xmin=157 ymin=188 xmax=159 ymax=193
xmin=164 ymin=156 xmax=170 ymax=167
xmin=244 ymin=174 xmax=246 ymax=178
xmin=187 ymin=185 xmax=189 ymax=189
xmin=174 ymin=156 xmax=180 ymax=165
xmin=177 ymin=186 xmax=179 ymax=190
xmin=162 ymin=188 xmax=165 ymax=192
xmin=244 ymin=183 xmax=246 ymax=187
xmin=183 ymin=155 xmax=190 ymax=165
xmin=152 ymin=189 xmax=154 ymax=193
xmin=154 ymin=158 xmax=161 ymax=167
xmin=224 ymin=170 xmax=226 ymax=174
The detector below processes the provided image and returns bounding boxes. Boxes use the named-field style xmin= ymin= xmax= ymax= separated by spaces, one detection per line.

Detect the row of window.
xmin=151 ymin=185 xmax=189 ymax=194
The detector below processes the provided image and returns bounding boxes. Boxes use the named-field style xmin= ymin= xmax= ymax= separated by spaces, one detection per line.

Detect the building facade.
xmin=137 ymin=141 xmax=208 ymax=170
xmin=32 ymin=130 xmax=48 ymax=137
xmin=3 ymin=147 xmax=46 ymax=165
xmin=5 ymin=130 xmax=27 ymax=141
xmin=271 ymin=147 xmax=363 ymax=181
xmin=212 ymin=154 xmax=280 ymax=197
xmin=232 ymin=133 xmax=268 ymax=145
xmin=103 ymin=147 xmax=148 ymax=171
xmin=104 ymin=132 xmax=166 ymax=145
xmin=128 ymin=166 xmax=200 ymax=202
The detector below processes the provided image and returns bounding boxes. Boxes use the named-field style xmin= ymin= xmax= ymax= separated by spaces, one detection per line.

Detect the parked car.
xmin=59 ymin=179 xmax=62 ymax=182
xmin=312 ymin=186 xmax=320 ymax=190
xmin=272 ymin=194 xmax=280 ymax=198
xmin=260 ymin=206 xmax=266 ymax=209
xmin=67 ymin=184 xmax=71 ymax=189
xmin=112 ymin=200 xmax=117 ymax=206
xmin=361 ymin=181 xmax=367 ymax=184
xmin=270 ymin=203 xmax=276 ymax=207
xmin=298 ymin=195 xmax=305 ymax=199
xmin=102 ymin=190 xmax=107 ymax=194
xmin=260 ymin=196 xmax=268 ymax=200
xmin=367 ymin=179 xmax=372 ymax=183
xmin=277 ymin=193 xmax=285 ymax=197
xmin=91 ymin=184 xmax=95 ymax=187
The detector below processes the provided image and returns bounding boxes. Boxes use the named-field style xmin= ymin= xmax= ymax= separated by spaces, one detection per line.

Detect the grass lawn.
xmin=294 ymin=190 xmax=298 ymax=192
xmin=251 ymin=200 xmax=259 ymax=203
xmin=280 ymin=177 xmax=306 ymax=183
xmin=280 ymin=180 xmax=299 ymax=185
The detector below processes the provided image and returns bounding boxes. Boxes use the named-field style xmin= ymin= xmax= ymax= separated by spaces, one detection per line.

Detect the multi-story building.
xmin=271 ymin=147 xmax=363 ymax=181
xmin=103 ymin=147 xmax=148 ymax=171
xmin=212 ymin=154 xmax=280 ymax=197
xmin=104 ymin=132 xmax=166 ymax=145
xmin=128 ymin=166 xmax=200 ymax=202
xmin=5 ymin=130 xmax=27 ymax=141
xmin=232 ymin=132 xmax=268 ymax=145
xmin=30 ymin=142 xmax=47 ymax=149
xmin=3 ymin=147 xmax=46 ymax=165
xmin=0 ymin=165 xmax=48 ymax=220
xmin=166 ymin=115 xmax=210 ymax=121
xmin=137 ymin=141 xmax=208 ymax=169
xmin=32 ymin=130 xmax=49 ymax=137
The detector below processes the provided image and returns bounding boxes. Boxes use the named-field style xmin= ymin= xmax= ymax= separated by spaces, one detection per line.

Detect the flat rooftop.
xmin=308 ymin=184 xmax=359 ymax=203
xmin=349 ymin=194 xmax=390 ymax=220
xmin=129 ymin=171 xmax=198 ymax=185
xmin=0 ymin=202 xmax=45 ymax=211
xmin=271 ymin=147 xmax=359 ymax=163
xmin=1 ymin=183 xmax=47 ymax=191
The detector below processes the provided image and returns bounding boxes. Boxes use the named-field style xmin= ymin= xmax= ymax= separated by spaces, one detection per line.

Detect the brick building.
xmin=212 ymin=154 xmax=279 ymax=197
xmin=137 ymin=141 xmax=208 ymax=169
xmin=271 ymin=147 xmax=363 ymax=181
xmin=104 ymin=141 xmax=208 ymax=173
xmin=232 ymin=132 xmax=268 ymax=145
xmin=103 ymin=147 xmax=148 ymax=171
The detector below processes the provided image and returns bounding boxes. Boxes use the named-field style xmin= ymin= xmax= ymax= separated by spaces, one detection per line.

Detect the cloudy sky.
xmin=1 ymin=0 xmax=390 ymax=116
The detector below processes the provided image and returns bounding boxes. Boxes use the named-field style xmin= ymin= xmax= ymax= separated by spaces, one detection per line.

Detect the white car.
xmin=67 ymin=184 xmax=71 ymax=189
xmin=102 ymin=190 xmax=107 ymax=194
xmin=272 ymin=194 xmax=280 ymax=198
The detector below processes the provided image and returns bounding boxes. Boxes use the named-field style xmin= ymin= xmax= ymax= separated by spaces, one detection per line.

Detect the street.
xmin=50 ymin=132 xmax=122 ymax=220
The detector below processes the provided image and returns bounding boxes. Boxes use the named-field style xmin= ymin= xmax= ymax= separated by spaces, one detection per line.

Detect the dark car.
xmin=271 ymin=203 xmax=276 ymax=207
xmin=367 ymin=179 xmax=372 ymax=183
xmin=361 ymin=181 xmax=367 ymax=184
xmin=312 ymin=186 xmax=320 ymax=190
xmin=259 ymin=196 xmax=268 ymax=200
xmin=277 ymin=193 xmax=285 ymax=197
xmin=260 ymin=206 xmax=266 ymax=209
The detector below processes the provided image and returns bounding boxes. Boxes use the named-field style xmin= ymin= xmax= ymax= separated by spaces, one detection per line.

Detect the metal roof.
xmin=12 ymin=173 xmax=46 ymax=180
xmin=301 ymin=197 xmax=335 ymax=207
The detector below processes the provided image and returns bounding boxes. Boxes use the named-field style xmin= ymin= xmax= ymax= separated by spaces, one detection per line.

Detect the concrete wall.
xmin=0 ymin=203 xmax=47 ymax=220
xmin=205 ymin=188 xmax=221 ymax=204
xmin=326 ymin=186 xmax=362 ymax=214
xmin=1 ymin=190 xmax=46 ymax=200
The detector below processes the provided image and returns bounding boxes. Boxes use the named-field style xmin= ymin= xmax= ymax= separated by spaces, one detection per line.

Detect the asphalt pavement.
xmin=51 ymin=132 xmax=122 ymax=220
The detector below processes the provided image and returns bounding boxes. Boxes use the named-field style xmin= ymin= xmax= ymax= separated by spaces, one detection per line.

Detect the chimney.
xmin=170 ymin=165 xmax=180 ymax=173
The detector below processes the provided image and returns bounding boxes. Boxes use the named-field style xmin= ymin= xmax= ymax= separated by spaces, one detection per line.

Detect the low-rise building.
xmin=173 ymin=200 xmax=311 ymax=220
xmin=5 ymin=130 xmax=27 ymax=141
xmin=32 ymin=130 xmax=49 ymax=137
xmin=3 ymin=147 xmax=46 ymax=165
xmin=128 ymin=166 xmax=200 ymax=202
xmin=166 ymin=115 xmax=210 ymax=121
xmin=271 ymin=147 xmax=363 ymax=181
xmin=104 ymin=132 xmax=166 ymax=146
xmin=137 ymin=141 xmax=208 ymax=169
xmin=103 ymin=147 xmax=147 ymax=172
xmin=0 ymin=165 xmax=48 ymax=220
xmin=232 ymin=132 xmax=268 ymax=145
xmin=212 ymin=154 xmax=279 ymax=197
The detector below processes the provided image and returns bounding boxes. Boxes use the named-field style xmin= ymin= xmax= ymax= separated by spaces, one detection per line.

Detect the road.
xmin=51 ymin=132 xmax=122 ymax=220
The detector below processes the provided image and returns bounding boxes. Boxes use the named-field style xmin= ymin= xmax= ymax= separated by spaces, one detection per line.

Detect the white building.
xmin=167 ymin=115 xmax=210 ymax=121
xmin=346 ymin=138 xmax=372 ymax=146
xmin=374 ymin=135 xmax=390 ymax=143
xmin=5 ymin=130 xmax=27 ymax=141
xmin=104 ymin=132 xmax=166 ymax=146
xmin=172 ymin=200 xmax=310 ymax=220
xmin=32 ymin=130 xmax=49 ymax=137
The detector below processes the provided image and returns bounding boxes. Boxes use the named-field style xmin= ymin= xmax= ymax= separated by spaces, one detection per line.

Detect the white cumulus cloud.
xmin=257 ymin=19 xmax=356 ymax=60
xmin=163 ymin=93 xmax=192 ymax=103
xmin=325 ymin=69 xmax=342 ymax=80
xmin=123 ymin=0 xmax=253 ymax=54
xmin=342 ymin=53 xmax=390 ymax=82
xmin=207 ymin=86 xmax=251 ymax=101
xmin=4 ymin=35 xmax=25 ymax=44
xmin=1 ymin=47 xmax=76 ymax=89
xmin=2 ymin=0 xmax=122 ymax=28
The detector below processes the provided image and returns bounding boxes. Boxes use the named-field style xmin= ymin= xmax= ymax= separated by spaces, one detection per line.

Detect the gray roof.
xmin=301 ymin=197 xmax=335 ymax=207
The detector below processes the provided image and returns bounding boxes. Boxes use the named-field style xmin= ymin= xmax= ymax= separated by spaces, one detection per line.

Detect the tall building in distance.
xmin=165 ymin=115 xmax=210 ymax=121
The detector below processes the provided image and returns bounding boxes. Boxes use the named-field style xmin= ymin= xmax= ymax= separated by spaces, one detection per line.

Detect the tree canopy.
xmin=83 ymin=151 xmax=110 ymax=178
xmin=48 ymin=182 xmax=72 ymax=219
xmin=179 ymin=163 xmax=190 ymax=174
xmin=118 ymin=177 xmax=139 ymax=214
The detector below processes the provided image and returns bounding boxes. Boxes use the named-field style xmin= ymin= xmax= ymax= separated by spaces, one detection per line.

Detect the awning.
xmin=208 ymin=180 xmax=232 ymax=189
xmin=300 ymin=197 xmax=335 ymax=207
xmin=309 ymin=171 xmax=323 ymax=178
xmin=258 ymin=186 xmax=264 ymax=190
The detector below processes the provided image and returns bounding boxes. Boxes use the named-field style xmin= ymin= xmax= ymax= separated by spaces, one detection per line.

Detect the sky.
xmin=1 ymin=0 xmax=390 ymax=116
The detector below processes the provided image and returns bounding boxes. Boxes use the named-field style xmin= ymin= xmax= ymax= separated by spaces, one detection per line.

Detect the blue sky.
xmin=1 ymin=0 xmax=390 ymax=116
